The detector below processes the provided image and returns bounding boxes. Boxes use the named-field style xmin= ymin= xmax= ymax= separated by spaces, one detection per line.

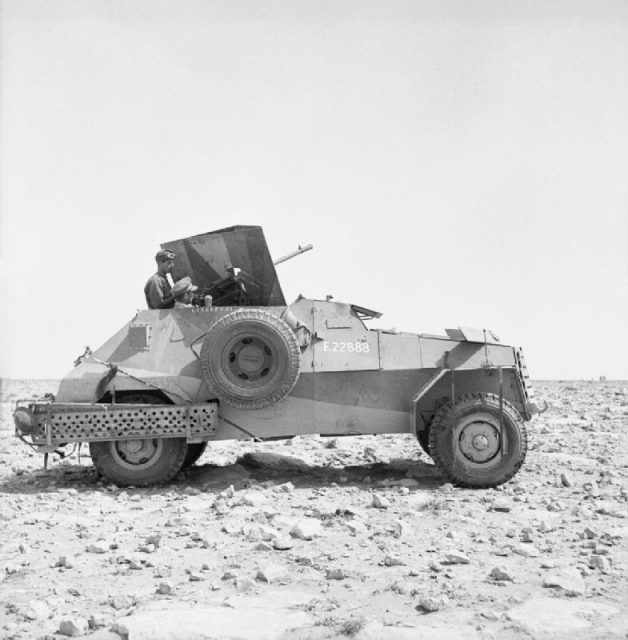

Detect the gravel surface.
xmin=1 ymin=380 xmax=627 ymax=639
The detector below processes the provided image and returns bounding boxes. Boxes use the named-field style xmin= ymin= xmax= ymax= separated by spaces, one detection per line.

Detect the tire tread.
xmin=428 ymin=392 xmax=528 ymax=489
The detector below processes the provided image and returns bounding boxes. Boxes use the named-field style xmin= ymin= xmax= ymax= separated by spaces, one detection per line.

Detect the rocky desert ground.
xmin=0 ymin=379 xmax=626 ymax=640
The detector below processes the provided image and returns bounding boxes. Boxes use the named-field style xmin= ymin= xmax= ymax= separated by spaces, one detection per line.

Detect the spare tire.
xmin=200 ymin=309 xmax=300 ymax=410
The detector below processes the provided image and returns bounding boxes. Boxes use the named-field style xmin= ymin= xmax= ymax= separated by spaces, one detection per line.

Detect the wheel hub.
xmin=227 ymin=336 xmax=274 ymax=383
xmin=114 ymin=439 xmax=160 ymax=466
xmin=458 ymin=419 xmax=500 ymax=463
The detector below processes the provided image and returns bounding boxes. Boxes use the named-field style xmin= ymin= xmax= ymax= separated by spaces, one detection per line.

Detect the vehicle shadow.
xmin=0 ymin=451 xmax=445 ymax=495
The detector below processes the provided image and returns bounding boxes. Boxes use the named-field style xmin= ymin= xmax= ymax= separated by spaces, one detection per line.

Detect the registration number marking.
xmin=323 ymin=341 xmax=370 ymax=353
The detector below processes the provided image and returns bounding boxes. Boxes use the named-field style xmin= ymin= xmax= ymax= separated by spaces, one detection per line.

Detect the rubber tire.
xmin=89 ymin=393 xmax=188 ymax=487
xmin=200 ymin=309 xmax=300 ymax=410
xmin=182 ymin=442 xmax=208 ymax=468
xmin=428 ymin=392 xmax=528 ymax=489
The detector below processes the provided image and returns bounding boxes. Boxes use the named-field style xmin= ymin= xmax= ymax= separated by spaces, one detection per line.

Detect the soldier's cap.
xmin=171 ymin=276 xmax=198 ymax=298
xmin=155 ymin=249 xmax=176 ymax=262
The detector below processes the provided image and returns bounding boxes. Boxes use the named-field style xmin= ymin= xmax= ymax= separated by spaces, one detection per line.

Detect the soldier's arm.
xmin=147 ymin=279 xmax=173 ymax=309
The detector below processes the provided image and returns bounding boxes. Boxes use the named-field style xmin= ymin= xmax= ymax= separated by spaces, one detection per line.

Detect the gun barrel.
xmin=273 ymin=243 xmax=313 ymax=266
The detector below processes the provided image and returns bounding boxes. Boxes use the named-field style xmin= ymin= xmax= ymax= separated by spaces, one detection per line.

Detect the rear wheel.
xmin=428 ymin=392 xmax=527 ymax=488
xmin=89 ymin=393 xmax=187 ymax=487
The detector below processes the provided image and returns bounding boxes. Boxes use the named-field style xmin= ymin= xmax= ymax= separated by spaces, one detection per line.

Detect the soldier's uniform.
xmin=144 ymin=250 xmax=176 ymax=309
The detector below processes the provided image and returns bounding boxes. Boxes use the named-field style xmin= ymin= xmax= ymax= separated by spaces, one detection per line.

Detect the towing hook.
xmin=537 ymin=399 xmax=549 ymax=414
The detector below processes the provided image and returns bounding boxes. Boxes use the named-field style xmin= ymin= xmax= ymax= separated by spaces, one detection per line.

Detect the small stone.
xmin=255 ymin=562 xmax=290 ymax=583
xmin=290 ymin=519 xmax=323 ymax=540
xmin=239 ymin=491 xmax=268 ymax=507
xmin=489 ymin=566 xmax=514 ymax=582
xmin=55 ymin=555 xmax=73 ymax=569
xmin=86 ymin=543 xmax=108 ymax=554
xmin=383 ymin=555 xmax=405 ymax=567
xmin=428 ymin=560 xmax=442 ymax=572
xmin=110 ymin=595 xmax=133 ymax=610
xmin=235 ymin=576 xmax=256 ymax=592
xmin=543 ymin=568 xmax=585 ymax=596
xmin=443 ymin=552 xmax=470 ymax=565
xmin=371 ymin=494 xmax=390 ymax=509
xmin=589 ymin=555 xmax=611 ymax=572
xmin=560 ymin=472 xmax=573 ymax=487
xmin=491 ymin=499 xmax=512 ymax=512
xmin=21 ymin=600 xmax=51 ymax=620
xmin=138 ymin=544 xmax=156 ymax=554
xmin=512 ymin=544 xmax=540 ymax=558
xmin=481 ymin=611 xmax=500 ymax=621
xmin=189 ymin=571 xmax=205 ymax=582
xmin=145 ymin=534 xmax=162 ymax=548
xmin=57 ymin=616 xmax=89 ymax=637
xmin=272 ymin=536 xmax=293 ymax=550
xmin=88 ymin=613 xmax=107 ymax=629
xmin=156 ymin=582 xmax=173 ymax=594
xmin=220 ymin=485 xmax=235 ymax=499
xmin=416 ymin=594 xmax=449 ymax=612
xmin=391 ymin=520 xmax=405 ymax=538
xmin=327 ymin=568 xmax=349 ymax=580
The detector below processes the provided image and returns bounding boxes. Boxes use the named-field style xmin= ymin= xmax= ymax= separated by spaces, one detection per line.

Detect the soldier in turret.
xmin=144 ymin=249 xmax=176 ymax=309
xmin=171 ymin=277 xmax=198 ymax=308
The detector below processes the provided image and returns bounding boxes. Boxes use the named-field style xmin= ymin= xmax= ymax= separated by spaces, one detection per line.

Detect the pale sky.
xmin=1 ymin=0 xmax=627 ymax=380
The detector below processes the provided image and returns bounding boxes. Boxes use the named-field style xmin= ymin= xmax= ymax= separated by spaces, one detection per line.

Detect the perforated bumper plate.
xmin=21 ymin=402 xmax=218 ymax=444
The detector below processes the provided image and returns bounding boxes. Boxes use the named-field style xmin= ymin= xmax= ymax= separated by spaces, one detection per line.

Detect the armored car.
xmin=14 ymin=225 xmax=541 ymax=488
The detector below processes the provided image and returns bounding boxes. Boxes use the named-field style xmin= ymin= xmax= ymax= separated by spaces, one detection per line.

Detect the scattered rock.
xmin=443 ymin=552 xmax=470 ymax=565
xmin=20 ymin=600 xmax=51 ymax=620
xmin=290 ymin=519 xmax=323 ymax=540
xmin=489 ymin=566 xmax=514 ymax=582
xmin=272 ymin=536 xmax=294 ymax=550
xmin=491 ymin=499 xmax=512 ymax=512
xmin=560 ymin=472 xmax=573 ymax=487
xmin=383 ymin=554 xmax=405 ymax=567
xmin=371 ymin=494 xmax=390 ymax=509
xmin=57 ymin=616 xmax=89 ymax=637
xmin=156 ymin=582 xmax=173 ymax=594
xmin=416 ymin=594 xmax=449 ymax=612
xmin=255 ymin=561 xmax=290 ymax=583
xmin=110 ymin=595 xmax=134 ymax=610
xmin=543 ymin=567 xmax=586 ymax=596
xmin=327 ymin=568 xmax=349 ymax=580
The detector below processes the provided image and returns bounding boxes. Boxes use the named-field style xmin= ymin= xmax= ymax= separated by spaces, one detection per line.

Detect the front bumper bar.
xmin=14 ymin=401 xmax=218 ymax=446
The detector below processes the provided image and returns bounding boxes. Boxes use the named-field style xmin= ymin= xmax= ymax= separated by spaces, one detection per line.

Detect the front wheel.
xmin=89 ymin=437 xmax=188 ymax=487
xmin=89 ymin=393 xmax=187 ymax=487
xmin=428 ymin=392 xmax=528 ymax=488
